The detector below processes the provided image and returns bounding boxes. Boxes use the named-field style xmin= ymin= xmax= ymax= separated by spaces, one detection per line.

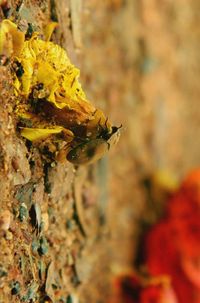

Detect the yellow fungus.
xmin=21 ymin=126 xmax=64 ymax=141
xmin=0 ymin=19 xmax=120 ymax=164
xmin=43 ymin=22 xmax=58 ymax=41
xmin=0 ymin=19 xmax=24 ymax=56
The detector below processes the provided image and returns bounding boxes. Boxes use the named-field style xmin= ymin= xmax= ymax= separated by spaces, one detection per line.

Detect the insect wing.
xmin=67 ymin=138 xmax=109 ymax=165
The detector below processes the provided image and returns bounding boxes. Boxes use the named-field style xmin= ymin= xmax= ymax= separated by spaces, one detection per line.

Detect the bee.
xmin=0 ymin=19 xmax=121 ymax=165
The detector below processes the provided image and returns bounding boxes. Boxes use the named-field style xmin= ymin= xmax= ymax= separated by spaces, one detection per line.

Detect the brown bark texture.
xmin=0 ymin=0 xmax=200 ymax=302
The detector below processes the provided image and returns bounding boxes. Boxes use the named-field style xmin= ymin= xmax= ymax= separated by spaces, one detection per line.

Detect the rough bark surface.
xmin=0 ymin=0 xmax=200 ymax=302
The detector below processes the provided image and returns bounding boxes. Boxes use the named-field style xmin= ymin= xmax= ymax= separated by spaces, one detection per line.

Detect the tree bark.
xmin=1 ymin=1 xmax=200 ymax=302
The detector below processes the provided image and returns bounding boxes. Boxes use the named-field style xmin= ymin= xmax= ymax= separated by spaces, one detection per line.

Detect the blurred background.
xmin=79 ymin=1 xmax=200 ymax=302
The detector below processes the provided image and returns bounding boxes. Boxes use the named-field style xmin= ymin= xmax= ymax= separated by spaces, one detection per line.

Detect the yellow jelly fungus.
xmin=0 ymin=20 xmax=86 ymax=108
xmin=0 ymin=19 xmax=120 ymax=164
xmin=15 ymin=34 xmax=86 ymax=108
xmin=0 ymin=19 xmax=24 ymax=56
xmin=20 ymin=126 xmax=64 ymax=141
xmin=43 ymin=22 xmax=58 ymax=41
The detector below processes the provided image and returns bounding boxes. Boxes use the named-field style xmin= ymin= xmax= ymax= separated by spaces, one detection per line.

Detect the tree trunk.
xmin=0 ymin=0 xmax=200 ymax=302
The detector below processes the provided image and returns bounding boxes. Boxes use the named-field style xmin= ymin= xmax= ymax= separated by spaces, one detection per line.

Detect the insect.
xmin=67 ymin=125 xmax=121 ymax=165
xmin=0 ymin=19 xmax=120 ymax=164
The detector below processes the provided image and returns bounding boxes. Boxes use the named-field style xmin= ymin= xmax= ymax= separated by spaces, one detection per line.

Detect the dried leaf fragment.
xmin=45 ymin=261 xmax=55 ymax=302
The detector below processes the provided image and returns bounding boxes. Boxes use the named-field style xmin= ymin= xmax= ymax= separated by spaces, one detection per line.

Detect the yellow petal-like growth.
xmin=21 ymin=126 xmax=64 ymax=141
xmin=43 ymin=22 xmax=58 ymax=41
xmin=15 ymin=33 xmax=86 ymax=108
xmin=0 ymin=19 xmax=24 ymax=56
xmin=0 ymin=19 xmax=120 ymax=164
